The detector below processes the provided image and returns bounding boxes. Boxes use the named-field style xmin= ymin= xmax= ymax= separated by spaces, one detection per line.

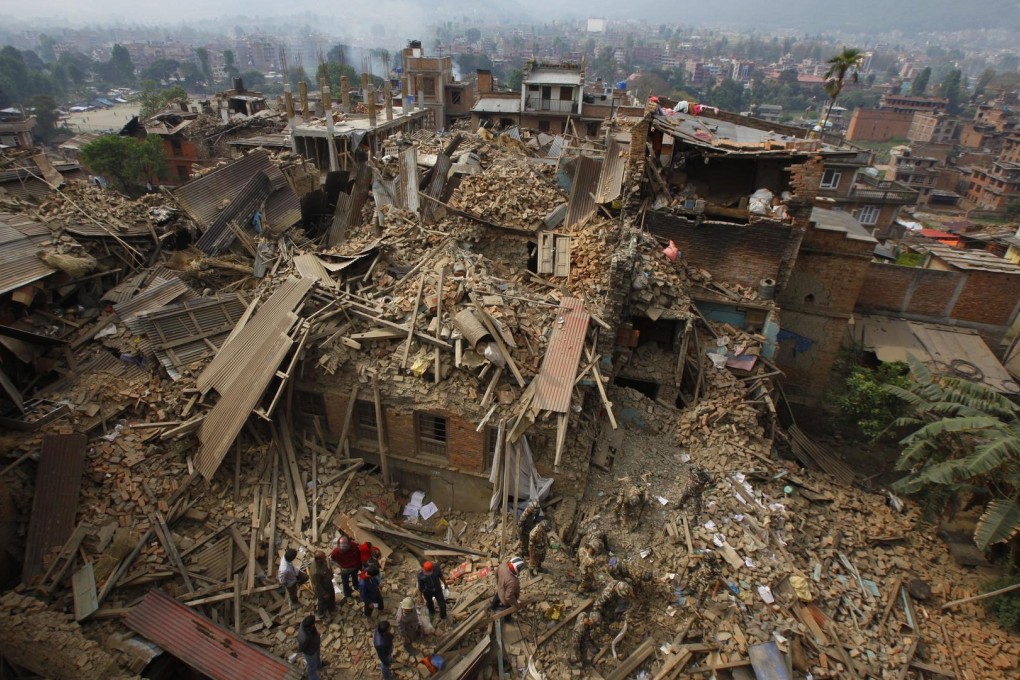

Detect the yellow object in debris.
xmin=545 ymin=604 xmax=561 ymax=621
xmin=789 ymin=574 xmax=813 ymax=602
xmin=411 ymin=356 xmax=429 ymax=377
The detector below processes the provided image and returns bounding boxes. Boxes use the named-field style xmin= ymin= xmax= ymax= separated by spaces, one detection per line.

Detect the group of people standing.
xmin=278 ymin=531 xmax=452 ymax=680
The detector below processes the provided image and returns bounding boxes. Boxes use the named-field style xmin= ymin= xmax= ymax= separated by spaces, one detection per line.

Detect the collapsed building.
xmin=0 ymin=98 xmax=1016 ymax=680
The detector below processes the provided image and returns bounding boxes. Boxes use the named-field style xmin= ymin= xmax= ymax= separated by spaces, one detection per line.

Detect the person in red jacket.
xmin=361 ymin=541 xmax=382 ymax=570
xmin=330 ymin=535 xmax=362 ymax=598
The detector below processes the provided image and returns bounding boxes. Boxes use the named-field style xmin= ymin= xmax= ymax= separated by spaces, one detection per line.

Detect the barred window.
xmin=417 ymin=412 xmax=448 ymax=458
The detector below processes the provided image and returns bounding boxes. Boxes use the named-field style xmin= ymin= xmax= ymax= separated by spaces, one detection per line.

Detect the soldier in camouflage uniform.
xmin=576 ymin=544 xmax=598 ymax=592
xmin=686 ymin=554 xmax=721 ymax=607
xmin=594 ymin=579 xmax=633 ymax=621
xmin=608 ymin=557 xmax=654 ymax=593
xmin=517 ymin=501 xmax=541 ymax=554
xmin=569 ymin=611 xmax=601 ymax=665
xmin=582 ymin=520 xmax=608 ymax=556
xmin=614 ymin=483 xmax=647 ymax=529
xmin=528 ymin=521 xmax=549 ymax=573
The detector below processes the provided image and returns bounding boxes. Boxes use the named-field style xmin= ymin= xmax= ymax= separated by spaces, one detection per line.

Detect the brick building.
xmin=908 ymin=112 xmax=959 ymax=145
xmin=878 ymin=94 xmax=948 ymax=114
xmin=816 ymin=149 xmax=918 ymax=239
xmin=846 ymin=108 xmax=914 ymax=143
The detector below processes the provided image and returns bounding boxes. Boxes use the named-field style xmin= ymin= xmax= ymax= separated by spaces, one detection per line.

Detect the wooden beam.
xmin=471 ymin=294 xmax=526 ymax=387
xmin=585 ymin=344 xmax=617 ymax=429
xmin=333 ymin=386 xmax=359 ymax=459
xmin=355 ymin=519 xmax=493 ymax=557
xmin=372 ymin=373 xmax=391 ymax=487
xmin=536 ymin=598 xmax=593 ymax=648
xmin=97 ymin=529 xmax=153 ymax=607
xmin=400 ymin=274 xmax=427 ymax=369
xmin=318 ymin=469 xmax=357 ymax=536
xmin=941 ymin=581 xmax=1020 ymax=610
xmin=553 ymin=413 xmax=568 ymax=471
xmin=605 ymin=638 xmax=656 ymax=680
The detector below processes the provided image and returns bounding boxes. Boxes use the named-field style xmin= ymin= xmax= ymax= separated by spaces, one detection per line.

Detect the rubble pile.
xmin=0 ymin=115 xmax=1016 ymax=680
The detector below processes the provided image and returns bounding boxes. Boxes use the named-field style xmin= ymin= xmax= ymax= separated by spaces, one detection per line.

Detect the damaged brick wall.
xmin=855 ymin=263 xmax=1020 ymax=348
xmin=646 ymin=212 xmax=798 ymax=290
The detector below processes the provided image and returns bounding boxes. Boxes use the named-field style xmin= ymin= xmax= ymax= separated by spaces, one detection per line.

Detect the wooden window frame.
xmin=353 ymin=400 xmax=378 ymax=446
xmin=416 ymin=412 xmax=449 ymax=459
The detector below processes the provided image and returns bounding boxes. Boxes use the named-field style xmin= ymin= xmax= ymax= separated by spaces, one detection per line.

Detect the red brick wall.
xmin=646 ymin=212 xmax=799 ymax=289
xmin=855 ymin=263 xmax=1020 ymax=345
xmin=846 ymin=108 xmax=913 ymax=142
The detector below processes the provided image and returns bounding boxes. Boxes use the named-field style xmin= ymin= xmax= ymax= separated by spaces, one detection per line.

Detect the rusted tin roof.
xmin=563 ymin=154 xmax=602 ymax=229
xmin=125 ymin=590 xmax=302 ymax=680
xmin=0 ymin=213 xmax=58 ymax=296
xmin=532 ymin=297 xmax=590 ymax=413
xmin=22 ymin=433 xmax=87 ymax=585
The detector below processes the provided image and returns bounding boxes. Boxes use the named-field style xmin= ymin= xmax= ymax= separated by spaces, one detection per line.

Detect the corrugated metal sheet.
xmin=0 ymin=213 xmax=58 ymax=295
xmin=113 ymin=277 xmax=191 ymax=322
xmin=80 ymin=348 xmax=149 ymax=380
xmin=547 ymin=135 xmax=565 ymax=159
xmin=563 ymin=155 xmax=602 ymax=229
xmin=101 ymin=272 xmax=147 ymax=304
xmin=63 ymin=222 xmax=151 ymax=238
xmin=22 ymin=433 xmax=87 ymax=585
xmin=532 ymin=298 xmax=590 ymax=413
xmin=175 ymin=151 xmax=300 ymax=237
xmin=125 ymin=590 xmax=301 ymax=680
xmin=326 ymin=191 xmax=352 ymax=247
xmin=194 ymin=171 xmax=272 ymax=255
xmin=294 ymin=253 xmax=338 ymax=289
xmin=421 ymin=154 xmax=452 ymax=223
xmin=196 ymin=276 xmax=312 ymax=396
xmin=132 ymin=295 xmax=247 ymax=376
xmin=396 ymin=146 xmax=420 ymax=214
xmin=594 ymin=139 xmax=626 ymax=203
xmin=196 ymin=321 xmax=294 ymax=479
xmin=227 ymin=133 xmax=291 ymax=149
xmin=348 ymin=163 xmax=373 ymax=229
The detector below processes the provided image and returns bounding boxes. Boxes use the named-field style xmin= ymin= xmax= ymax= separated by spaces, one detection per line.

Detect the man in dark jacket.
xmin=310 ymin=551 xmax=336 ymax=617
xmin=330 ymin=535 xmax=362 ymax=599
xmin=296 ymin=615 xmax=326 ymax=680
xmin=359 ymin=566 xmax=384 ymax=617
xmin=416 ymin=561 xmax=447 ymax=620
xmin=373 ymin=620 xmax=395 ymax=680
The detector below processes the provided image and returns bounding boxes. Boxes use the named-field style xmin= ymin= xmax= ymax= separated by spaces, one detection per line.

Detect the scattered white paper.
xmin=419 ymin=502 xmax=439 ymax=520
xmin=655 ymin=495 xmax=669 ymax=505
xmin=704 ymin=520 xmax=716 ymax=531
xmin=403 ymin=491 xmax=427 ymax=519
xmin=758 ymin=585 xmax=775 ymax=603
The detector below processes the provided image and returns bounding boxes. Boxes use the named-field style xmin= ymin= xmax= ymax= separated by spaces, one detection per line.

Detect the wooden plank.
xmin=181 ymin=583 xmax=279 ymax=607
xmin=356 ymin=519 xmax=493 ymax=557
xmin=399 ymin=273 xmax=427 ymax=369
xmin=605 ymin=638 xmax=655 ymax=680
xmin=267 ymin=450 xmax=279 ymax=577
xmin=97 ymin=529 xmax=153 ymax=607
xmin=586 ymin=345 xmax=618 ymax=429
xmin=553 ymin=413 xmax=568 ymax=471
xmin=941 ymin=581 xmax=1020 ymax=610
xmin=332 ymin=386 xmax=359 ymax=459
xmin=233 ymin=574 xmax=243 ymax=634
xmin=471 ymin=294 xmax=525 ymax=387
xmin=37 ymin=522 xmax=90 ymax=594
xmin=651 ymin=649 xmax=693 ymax=680
xmin=318 ymin=470 xmax=357 ymax=536
xmin=72 ymin=562 xmax=99 ymax=621
xmin=277 ymin=417 xmax=309 ymax=530
xmin=436 ymin=605 xmax=489 ymax=655
xmin=247 ymin=487 xmax=261 ymax=590
xmin=372 ymin=373 xmax=391 ymax=487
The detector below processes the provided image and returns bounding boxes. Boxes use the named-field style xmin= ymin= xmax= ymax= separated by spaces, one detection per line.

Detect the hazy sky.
xmin=6 ymin=0 xmax=1019 ymax=33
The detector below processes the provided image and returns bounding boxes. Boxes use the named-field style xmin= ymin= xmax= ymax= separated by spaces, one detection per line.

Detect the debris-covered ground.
xmin=0 ymin=117 xmax=1017 ymax=680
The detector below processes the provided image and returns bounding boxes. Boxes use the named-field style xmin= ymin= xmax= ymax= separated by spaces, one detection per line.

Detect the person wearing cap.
xmin=594 ymin=579 xmax=633 ymax=621
xmin=490 ymin=556 xmax=526 ymax=621
xmin=373 ymin=620 xmax=395 ymax=680
xmin=359 ymin=564 xmax=384 ymax=617
xmin=517 ymin=501 xmax=541 ymax=554
xmin=396 ymin=597 xmax=423 ymax=654
xmin=570 ymin=610 xmax=601 ymax=665
xmin=331 ymin=534 xmax=362 ymax=599
xmin=278 ymin=548 xmax=308 ymax=608
xmin=416 ymin=561 xmax=447 ymax=620
xmin=296 ymin=614 xmax=326 ymax=680
xmin=310 ymin=551 xmax=336 ymax=617
xmin=528 ymin=521 xmax=549 ymax=573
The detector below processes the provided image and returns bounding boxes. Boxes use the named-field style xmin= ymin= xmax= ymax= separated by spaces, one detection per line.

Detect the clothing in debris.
xmin=297 ymin=616 xmax=323 ymax=680
xmin=416 ymin=563 xmax=447 ymax=619
xmin=517 ymin=502 xmax=541 ymax=554
xmin=396 ymin=599 xmax=423 ymax=654
xmin=594 ymin=579 xmax=633 ymax=621
xmin=528 ymin=522 xmax=549 ymax=572
xmin=615 ymin=484 xmax=646 ymax=528
xmin=331 ymin=536 xmax=362 ymax=598
xmin=310 ymin=551 xmax=336 ymax=616
xmin=359 ymin=568 xmax=384 ymax=617
xmin=583 ymin=521 xmax=608 ymax=556
xmin=373 ymin=621 xmax=395 ymax=680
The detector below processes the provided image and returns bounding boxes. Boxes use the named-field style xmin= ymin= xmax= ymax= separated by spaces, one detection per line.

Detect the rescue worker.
xmin=490 ymin=556 xmax=526 ymax=621
xmin=416 ymin=561 xmax=447 ymax=620
xmin=278 ymin=548 xmax=307 ymax=608
xmin=359 ymin=565 xmax=384 ymax=617
xmin=310 ymin=550 xmax=336 ymax=617
xmin=373 ymin=620 xmax=395 ymax=680
xmin=330 ymin=535 xmax=362 ymax=599
xmin=570 ymin=611 xmax=601 ymax=666
xmin=528 ymin=520 xmax=550 ymax=573
xmin=576 ymin=544 xmax=598 ymax=593
xmin=615 ymin=483 xmax=647 ymax=529
xmin=594 ymin=579 xmax=633 ymax=621
xmin=582 ymin=520 xmax=608 ymax=556
xmin=396 ymin=597 xmax=423 ymax=654
xmin=517 ymin=501 xmax=541 ymax=554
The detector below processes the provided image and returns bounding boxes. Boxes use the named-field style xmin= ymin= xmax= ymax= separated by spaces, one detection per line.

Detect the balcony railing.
xmin=524 ymin=98 xmax=577 ymax=114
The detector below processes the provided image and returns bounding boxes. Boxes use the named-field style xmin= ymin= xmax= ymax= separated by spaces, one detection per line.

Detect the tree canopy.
xmin=80 ymin=135 xmax=167 ymax=191
xmin=139 ymin=83 xmax=189 ymax=119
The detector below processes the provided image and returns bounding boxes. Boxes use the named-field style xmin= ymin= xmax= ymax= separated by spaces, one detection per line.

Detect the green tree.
xmin=706 ymin=78 xmax=745 ymax=112
xmin=911 ymin=67 xmax=931 ymax=95
xmin=590 ymin=46 xmax=618 ymax=82
xmin=885 ymin=357 xmax=1020 ymax=551
xmin=196 ymin=47 xmax=212 ymax=85
xmin=835 ymin=361 xmax=911 ymax=440
xmin=222 ymin=50 xmax=239 ymax=80
xmin=316 ymin=62 xmax=357 ymax=94
xmin=104 ymin=44 xmax=135 ymax=85
xmin=629 ymin=72 xmax=669 ymax=100
xmin=0 ymin=46 xmax=30 ymax=104
xmin=507 ymin=68 xmax=524 ymax=92
xmin=139 ymin=82 xmax=189 ymax=119
xmin=140 ymin=59 xmax=181 ymax=84
xmin=80 ymin=135 xmax=168 ymax=191
xmin=37 ymin=34 xmax=56 ymax=63
xmin=288 ymin=66 xmax=309 ymax=90
xmin=821 ymin=46 xmax=864 ymax=130
xmin=939 ymin=69 xmax=964 ymax=114
xmin=25 ymin=94 xmax=59 ymax=141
